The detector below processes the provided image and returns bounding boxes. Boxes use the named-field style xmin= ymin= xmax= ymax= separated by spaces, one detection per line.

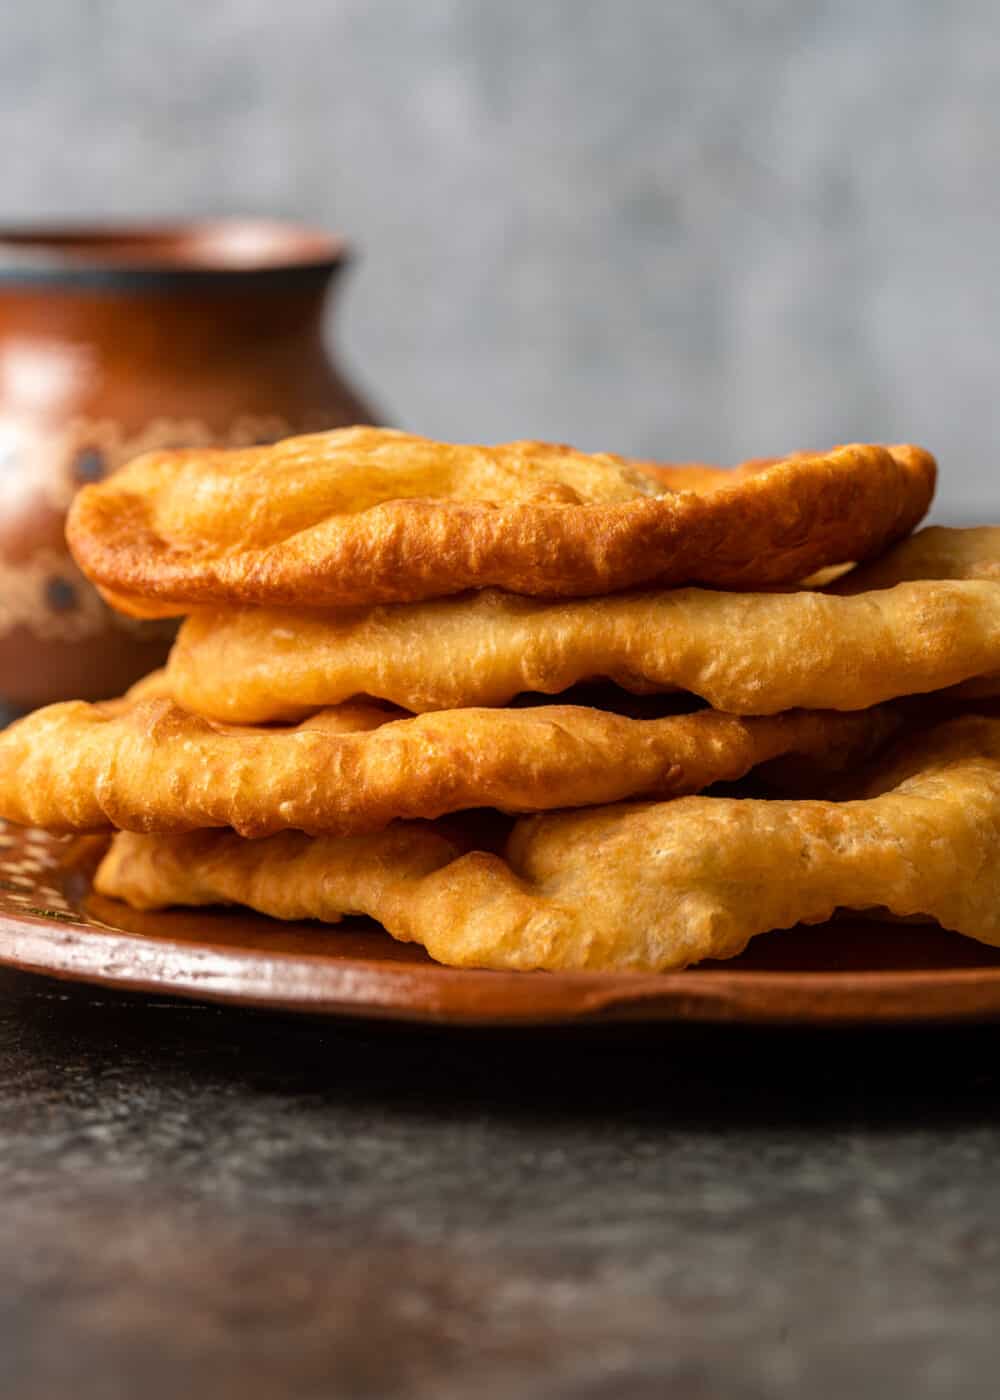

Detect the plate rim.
xmin=5 ymin=901 xmax=1000 ymax=1026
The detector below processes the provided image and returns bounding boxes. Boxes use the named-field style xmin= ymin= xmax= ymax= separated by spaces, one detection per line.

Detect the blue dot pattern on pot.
xmin=45 ymin=576 xmax=78 ymax=613
xmin=72 ymin=448 xmax=105 ymax=483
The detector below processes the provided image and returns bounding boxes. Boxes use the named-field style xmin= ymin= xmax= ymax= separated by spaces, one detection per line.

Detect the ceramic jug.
xmin=0 ymin=220 xmax=375 ymax=713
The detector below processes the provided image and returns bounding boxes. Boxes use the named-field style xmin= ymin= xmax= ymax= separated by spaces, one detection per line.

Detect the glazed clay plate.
xmin=2 ymin=820 xmax=1000 ymax=1026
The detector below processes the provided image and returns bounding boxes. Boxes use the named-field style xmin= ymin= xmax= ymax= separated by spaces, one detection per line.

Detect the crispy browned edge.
xmin=0 ymin=690 xmax=902 ymax=837
xmin=67 ymin=442 xmax=935 ymax=615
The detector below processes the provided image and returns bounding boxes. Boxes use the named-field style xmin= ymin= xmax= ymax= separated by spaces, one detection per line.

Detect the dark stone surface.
xmin=3 ymin=967 xmax=1000 ymax=1399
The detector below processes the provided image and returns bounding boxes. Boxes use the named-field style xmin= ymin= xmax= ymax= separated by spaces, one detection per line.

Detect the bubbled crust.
xmin=0 ymin=682 xmax=899 ymax=837
xmin=66 ymin=428 xmax=936 ymax=614
xmin=168 ymin=576 xmax=1000 ymax=721
xmin=94 ymin=715 xmax=1000 ymax=972
xmin=835 ymin=526 xmax=1000 ymax=592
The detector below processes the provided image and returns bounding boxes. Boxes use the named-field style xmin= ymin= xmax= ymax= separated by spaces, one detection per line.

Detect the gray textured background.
xmin=2 ymin=0 xmax=998 ymax=514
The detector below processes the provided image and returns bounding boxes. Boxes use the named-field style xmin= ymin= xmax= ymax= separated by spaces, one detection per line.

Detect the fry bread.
xmin=168 ymin=575 xmax=1000 ymax=720
xmin=0 ymin=680 xmax=898 ymax=837
xmin=67 ymin=428 xmax=934 ymax=614
xmin=836 ymin=525 xmax=1000 ymax=592
xmin=94 ymin=714 xmax=1000 ymax=972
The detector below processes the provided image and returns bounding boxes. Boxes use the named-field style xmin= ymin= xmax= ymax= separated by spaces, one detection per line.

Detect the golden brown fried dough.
xmin=94 ymin=714 xmax=1000 ymax=972
xmin=67 ymin=428 xmax=935 ymax=614
xmin=631 ymin=456 xmax=778 ymax=491
xmin=836 ymin=528 xmax=1000 ymax=703
xmin=0 ymin=680 xmax=898 ymax=836
xmin=835 ymin=525 xmax=1000 ymax=592
xmin=168 ymin=576 xmax=1000 ymax=721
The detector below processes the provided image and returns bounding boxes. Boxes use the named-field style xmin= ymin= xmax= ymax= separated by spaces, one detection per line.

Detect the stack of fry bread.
xmin=1 ymin=426 xmax=999 ymax=972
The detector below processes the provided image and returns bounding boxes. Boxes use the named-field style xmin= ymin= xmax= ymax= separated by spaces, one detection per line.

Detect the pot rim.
xmin=0 ymin=218 xmax=350 ymax=290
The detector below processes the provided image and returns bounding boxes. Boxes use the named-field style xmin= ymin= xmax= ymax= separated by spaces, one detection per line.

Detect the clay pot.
xmin=0 ymin=220 xmax=376 ymax=713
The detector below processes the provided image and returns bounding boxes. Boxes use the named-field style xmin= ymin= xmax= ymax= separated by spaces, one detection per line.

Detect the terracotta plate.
xmin=2 ymin=820 xmax=1000 ymax=1026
